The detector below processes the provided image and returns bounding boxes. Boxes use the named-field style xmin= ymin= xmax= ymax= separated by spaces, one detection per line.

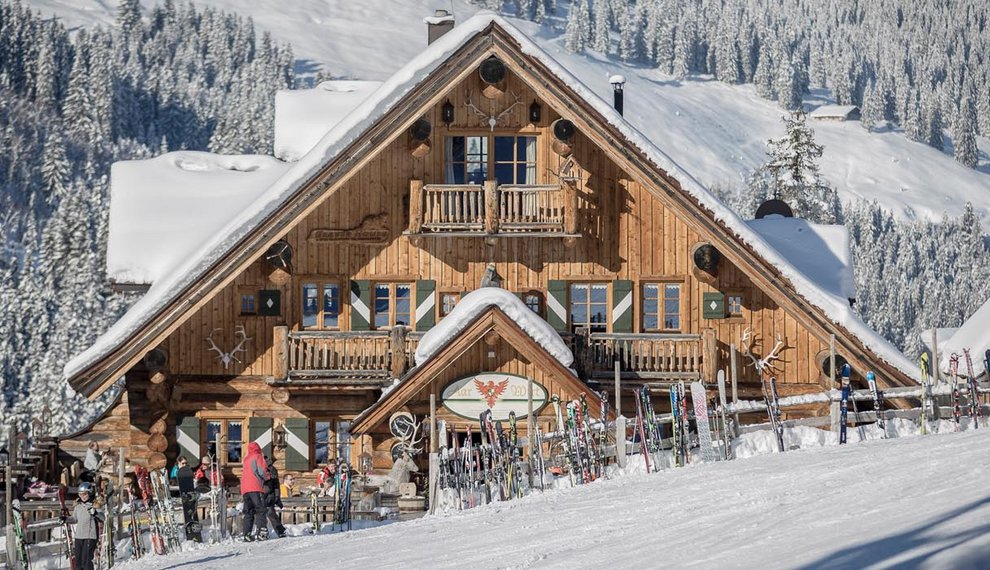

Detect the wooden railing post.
xmin=484 ymin=180 xmax=498 ymax=234
xmin=563 ymin=181 xmax=578 ymax=235
xmin=409 ymin=179 xmax=423 ymax=234
xmin=273 ymin=326 xmax=289 ymax=381
xmin=390 ymin=325 xmax=408 ymax=378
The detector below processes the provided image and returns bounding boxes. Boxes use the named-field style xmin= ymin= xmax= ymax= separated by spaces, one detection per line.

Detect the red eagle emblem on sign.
xmin=474 ymin=378 xmax=510 ymax=408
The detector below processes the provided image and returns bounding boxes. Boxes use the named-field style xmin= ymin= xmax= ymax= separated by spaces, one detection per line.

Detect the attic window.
xmin=444 ymin=135 xmax=536 ymax=185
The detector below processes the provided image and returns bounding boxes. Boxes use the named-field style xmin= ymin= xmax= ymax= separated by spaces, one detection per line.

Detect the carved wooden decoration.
xmin=147 ymin=434 xmax=168 ymax=453
xmin=271 ymin=388 xmax=290 ymax=404
xmin=309 ymin=212 xmax=389 ymax=244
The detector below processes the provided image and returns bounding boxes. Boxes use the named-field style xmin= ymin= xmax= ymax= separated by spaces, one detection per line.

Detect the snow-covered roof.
xmin=65 ymin=12 xmax=918 ymax=392
xmin=274 ymin=80 xmax=383 ymax=161
xmin=809 ymin=105 xmax=860 ymax=119
xmin=745 ymin=216 xmax=856 ymax=301
xmin=939 ymin=298 xmax=990 ymax=377
xmin=107 ymin=152 xmax=292 ymax=285
xmin=415 ymin=288 xmax=573 ymax=367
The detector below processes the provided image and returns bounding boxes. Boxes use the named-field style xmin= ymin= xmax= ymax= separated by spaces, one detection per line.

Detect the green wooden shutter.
xmin=283 ymin=418 xmax=310 ymax=471
xmin=547 ymin=280 xmax=568 ymax=332
xmin=415 ymin=279 xmax=436 ymax=331
xmin=176 ymin=416 xmax=200 ymax=462
xmin=350 ymin=280 xmax=371 ymax=331
xmin=249 ymin=417 xmax=274 ymax=458
xmin=612 ymin=280 xmax=634 ymax=332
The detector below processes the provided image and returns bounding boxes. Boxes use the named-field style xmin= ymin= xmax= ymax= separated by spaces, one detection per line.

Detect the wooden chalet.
xmin=61 ymin=14 xmax=918 ymax=485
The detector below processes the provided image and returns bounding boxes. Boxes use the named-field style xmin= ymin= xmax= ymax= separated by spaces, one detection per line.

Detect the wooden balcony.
xmin=407 ymin=180 xmax=579 ymax=242
xmin=272 ymin=327 xmax=421 ymax=386
xmin=572 ymin=331 xmax=716 ymax=382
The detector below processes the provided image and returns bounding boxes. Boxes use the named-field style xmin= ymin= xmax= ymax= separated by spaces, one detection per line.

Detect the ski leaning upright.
xmin=839 ymin=363 xmax=851 ymax=445
xmin=963 ymin=349 xmax=982 ymax=429
xmin=866 ymin=371 xmax=885 ymax=437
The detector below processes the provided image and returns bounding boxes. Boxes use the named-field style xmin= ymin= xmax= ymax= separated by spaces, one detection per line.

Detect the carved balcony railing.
xmin=408 ymin=180 xmax=578 ymax=240
xmin=273 ymin=327 xmax=422 ymax=385
xmin=570 ymin=330 xmax=716 ymax=382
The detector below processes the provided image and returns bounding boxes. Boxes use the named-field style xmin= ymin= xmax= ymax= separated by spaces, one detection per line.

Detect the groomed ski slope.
xmin=123 ymin=427 xmax=990 ymax=569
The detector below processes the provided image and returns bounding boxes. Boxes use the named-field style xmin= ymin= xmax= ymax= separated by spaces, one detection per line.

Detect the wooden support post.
xmin=614 ymin=360 xmax=621 ymax=418
xmin=484 ymin=180 xmax=498 ymax=235
xmin=409 ymin=179 xmax=424 ymax=234
xmin=390 ymin=325 xmax=408 ymax=378
xmin=428 ymin=393 xmax=438 ymax=514
xmin=830 ymin=335 xmax=839 ymax=435
xmin=730 ymin=343 xmax=739 ymax=430
xmin=614 ymin=416 xmax=627 ymax=468
xmin=702 ymin=328 xmax=717 ymax=383
xmin=273 ymin=326 xmax=289 ymax=381
xmin=4 ymin=465 xmax=11 ymax=535
xmin=563 ymin=181 xmax=578 ymax=236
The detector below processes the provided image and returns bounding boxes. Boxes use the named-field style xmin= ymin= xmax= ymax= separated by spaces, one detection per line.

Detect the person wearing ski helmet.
xmin=62 ymin=481 xmax=103 ymax=570
xmin=263 ymin=455 xmax=286 ymax=538
xmin=239 ymin=442 xmax=271 ymax=541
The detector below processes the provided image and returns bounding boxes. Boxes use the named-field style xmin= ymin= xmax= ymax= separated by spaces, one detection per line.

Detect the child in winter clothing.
xmin=64 ymin=481 xmax=103 ymax=570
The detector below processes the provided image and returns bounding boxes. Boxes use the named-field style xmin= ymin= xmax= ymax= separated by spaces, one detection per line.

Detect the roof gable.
xmin=351 ymin=305 xmax=597 ymax=435
xmin=65 ymin=13 xmax=917 ymax=398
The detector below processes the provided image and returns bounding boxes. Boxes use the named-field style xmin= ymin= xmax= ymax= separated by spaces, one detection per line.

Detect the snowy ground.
xmin=109 ymin=423 xmax=990 ymax=569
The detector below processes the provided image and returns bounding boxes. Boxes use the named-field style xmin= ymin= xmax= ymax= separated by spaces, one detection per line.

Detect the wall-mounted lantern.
xmin=272 ymin=423 xmax=287 ymax=450
xmin=529 ymin=100 xmax=542 ymax=124
xmin=442 ymin=100 xmax=455 ymax=125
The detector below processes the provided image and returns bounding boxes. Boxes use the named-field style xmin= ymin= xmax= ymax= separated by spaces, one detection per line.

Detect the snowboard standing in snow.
xmin=690 ymin=382 xmax=718 ymax=462
xmin=839 ymin=364 xmax=851 ymax=444
xmin=717 ymin=370 xmax=732 ymax=460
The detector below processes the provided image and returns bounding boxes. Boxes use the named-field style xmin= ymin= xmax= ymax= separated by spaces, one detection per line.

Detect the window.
xmin=439 ymin=292 xmax=460 ymax=318
xmin=444 ymin=135 xmax=536 ymax=185
xmin=336 ymin=420 xmax=352 ymax=463
xmin=314 ymin=420 xmax=332 ymax=466
xmin=727 ymin=294 xmax=743 ymax=317
xmin=312 ymin=419 xmax=351 ymax=467
xmin=205 ymin=419 xmax=244 ymax=464
xmin=301 ymin=282 xmax=340 ymax=329
xmin=240 ymin=290 xmax=257 ymax=315
xmin=643 ymin=283 xmax=682 ymax=331
xmin=521 ymin=291 xmax=543 ymax=316
xmin=570 ymin=283 xmax=608 ymax=333
xmin=374 ymin=283 xmax=413 ymax=329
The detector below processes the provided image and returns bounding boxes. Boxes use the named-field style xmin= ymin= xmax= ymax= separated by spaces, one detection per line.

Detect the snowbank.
xmin=746 ymin=216 xmax=856 ymax=301
xmin=274 ymin=80 xmax=383 ymax=161
xmin=106 ymin=151 xmax=291 ymax=285
xmin=414 ymin=287 xmax=573 ymax=367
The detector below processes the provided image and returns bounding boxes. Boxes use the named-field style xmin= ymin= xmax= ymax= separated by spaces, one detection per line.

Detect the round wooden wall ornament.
xmin=271 ymin=388 xmax=290 ymax=404
xmin=149 ymin=417 xmax=168 ymax=435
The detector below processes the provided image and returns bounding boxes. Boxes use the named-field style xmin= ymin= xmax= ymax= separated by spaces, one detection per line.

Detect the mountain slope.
xmin=26 ymin=0 xmax=990 ymax=229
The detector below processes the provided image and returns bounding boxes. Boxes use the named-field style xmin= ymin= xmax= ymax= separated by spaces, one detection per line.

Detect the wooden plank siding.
xmin=160 ymin=67 xmax=834 ymax=394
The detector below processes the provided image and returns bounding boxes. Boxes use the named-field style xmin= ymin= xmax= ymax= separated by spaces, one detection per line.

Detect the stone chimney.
xmin=425 ymin=9 xmax=455 ymax=44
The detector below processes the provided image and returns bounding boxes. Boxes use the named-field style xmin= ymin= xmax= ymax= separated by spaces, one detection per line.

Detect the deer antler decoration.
xmin=465 ymin=90 xmax=522 ymax=131
xmin=396 ymin=415 xmax=425 ymax=455
xmin=740 ymin=327 xmax=787 ymax=377
xmin=206 ymin=325 xmax=252 ymax=370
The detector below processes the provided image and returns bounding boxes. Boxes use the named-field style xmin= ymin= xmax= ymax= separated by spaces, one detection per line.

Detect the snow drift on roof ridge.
xmin=414 ymin=287 xmax=574 ymax=368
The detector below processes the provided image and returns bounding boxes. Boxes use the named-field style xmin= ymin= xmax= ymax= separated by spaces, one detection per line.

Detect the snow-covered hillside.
xmin=117 ymin=427 xmax=990 ymax=569
xmin=26 ymin=0 xmax=990 ymax=229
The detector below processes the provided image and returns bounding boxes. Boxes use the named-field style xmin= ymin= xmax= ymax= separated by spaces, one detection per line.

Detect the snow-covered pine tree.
xmin=953 ymin=83 xmax=979 ymax=168
xmin=565 ymin=0 xmax=591 ymax=53
xmin=763 ymin=109 xmax=841 ymax=223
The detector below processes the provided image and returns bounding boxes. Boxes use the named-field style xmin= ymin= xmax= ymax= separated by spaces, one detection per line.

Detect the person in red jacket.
xmin=240 ymin=442 xmax=270 ymax=541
